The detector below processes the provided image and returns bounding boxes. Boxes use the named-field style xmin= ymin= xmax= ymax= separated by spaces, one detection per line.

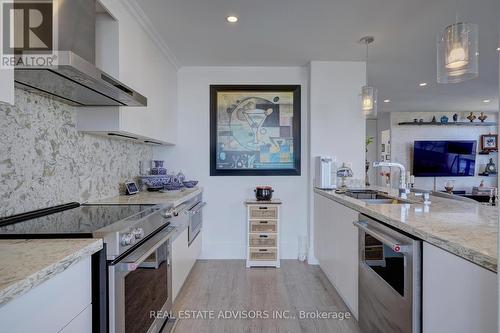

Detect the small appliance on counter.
xmin=254 ymin=186 xmax=274 ymax=201
xmin=314 ymin=156 xmax=335 ymax=190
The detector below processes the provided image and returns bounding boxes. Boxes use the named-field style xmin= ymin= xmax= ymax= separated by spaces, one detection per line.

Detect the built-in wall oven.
xmin=354 ymin=214 xmax=421 ymax=333
xmin=108 ymin=224 xmax=175 ymax=333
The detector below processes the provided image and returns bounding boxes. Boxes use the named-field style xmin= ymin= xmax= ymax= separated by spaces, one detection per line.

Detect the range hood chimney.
xmin=14 ymin=0 xmax=147 ymax=107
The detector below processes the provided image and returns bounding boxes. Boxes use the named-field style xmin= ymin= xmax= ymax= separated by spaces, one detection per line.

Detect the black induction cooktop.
xmin=0 ymin=202 xmax=155 ymax=237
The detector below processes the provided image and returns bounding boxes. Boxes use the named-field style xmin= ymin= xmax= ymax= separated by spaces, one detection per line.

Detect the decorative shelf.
xmin=478 ymin=151 xmax=497 ymax=155
xmin=398 ymin=121 xmax=497 ymax=127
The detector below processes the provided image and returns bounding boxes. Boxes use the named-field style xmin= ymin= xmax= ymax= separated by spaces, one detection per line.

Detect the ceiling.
xmin=135 ymin=0 xmax=499 ymax=113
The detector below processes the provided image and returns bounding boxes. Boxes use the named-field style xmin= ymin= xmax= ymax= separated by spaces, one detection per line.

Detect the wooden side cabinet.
xmin=245 ymin=200 xmax=281 ymax=268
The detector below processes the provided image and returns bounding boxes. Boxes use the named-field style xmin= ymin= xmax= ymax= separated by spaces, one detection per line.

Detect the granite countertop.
xmin=89 ymin=187 xmax=202 ymax=207
xmin=314 ymin=187 xmax=498 ymax=272
xmin=0 ymin=239 xmax=103 ymax=308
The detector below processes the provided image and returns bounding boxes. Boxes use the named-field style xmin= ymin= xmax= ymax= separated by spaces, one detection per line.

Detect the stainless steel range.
xmin=0 ymin=202 xmax=178 ymax=333
xmin=95 ymin=204 xmax=176 ymax=333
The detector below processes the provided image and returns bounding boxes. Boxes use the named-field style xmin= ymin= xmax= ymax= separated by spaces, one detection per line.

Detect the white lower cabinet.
xmin=314 ymin=193 xmax=359 ymax=318
xmin=0 ymin=256 xmax=92 ymax=333
xmin=59 ymin=305 xmax=92 ymax=333
xmin=423 ymin=243 xmax=497 ymax=333
xmin=172 ymin=228 xmax=202 ymax=302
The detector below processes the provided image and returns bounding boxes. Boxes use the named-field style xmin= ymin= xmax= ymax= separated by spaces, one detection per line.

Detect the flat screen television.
xmin=413 ymin=140 xmax=477 ymax=177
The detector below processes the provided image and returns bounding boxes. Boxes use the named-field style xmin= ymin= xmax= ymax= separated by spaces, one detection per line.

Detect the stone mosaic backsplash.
xmin=0 ymin=88 xmax=153 ymax=217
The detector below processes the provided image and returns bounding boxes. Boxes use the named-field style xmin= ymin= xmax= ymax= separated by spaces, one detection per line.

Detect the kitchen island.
xmin=315 ymin=187 xmax=497 ymax=272
xmin=313 ymin=187 xmax=497 ymax=333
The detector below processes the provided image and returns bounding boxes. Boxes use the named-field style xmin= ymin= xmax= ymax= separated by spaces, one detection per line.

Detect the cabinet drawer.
xmin=250 ymin=220 xmax=277 ymax=233
xmin=249 ymin=234 xmax=277 ymax=247
xmin=249 ymin=206 xmax=278 ymax=219
xmin=249 ymin=248 xmax=277 ymax=261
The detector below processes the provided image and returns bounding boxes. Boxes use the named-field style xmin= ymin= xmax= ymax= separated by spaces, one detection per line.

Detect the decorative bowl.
xmin=164 ymin=183 xmax=184 ymax=191
xmin=182 ymin=180 xmax=198 ymax=188
xmin=139 ymin=175 xmax=171 ymax=188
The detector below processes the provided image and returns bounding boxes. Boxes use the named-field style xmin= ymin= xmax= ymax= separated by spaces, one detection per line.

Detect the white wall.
xmin=308 ymin=61 xmax=366 ymax=263
xmin=154 ymin=66 xmax=308 ymax=259
xmin=391 ymin=111 xmax=498 ymax=191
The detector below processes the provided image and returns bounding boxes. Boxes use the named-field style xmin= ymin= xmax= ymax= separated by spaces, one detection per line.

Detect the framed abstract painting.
xmin=210 ymin=85 xmax=301 ymax=176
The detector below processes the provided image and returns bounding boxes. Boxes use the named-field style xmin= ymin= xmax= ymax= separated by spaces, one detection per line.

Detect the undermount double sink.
xmin=343 ymin=189 xmax=410 ymax=205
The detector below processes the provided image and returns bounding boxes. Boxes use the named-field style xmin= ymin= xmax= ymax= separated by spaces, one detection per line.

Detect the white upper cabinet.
xmin=0 ymin=68 xmax=14 ymax=105
xmin=77 ymin=0 xmax=177 ymax=145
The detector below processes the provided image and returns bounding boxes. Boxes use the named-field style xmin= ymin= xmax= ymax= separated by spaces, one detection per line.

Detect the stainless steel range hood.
xmin=14 ymin=0 xmax=147 ymax=107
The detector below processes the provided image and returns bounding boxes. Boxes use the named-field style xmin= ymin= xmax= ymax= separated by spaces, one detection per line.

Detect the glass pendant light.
xmin=437 ymin=1 xmax=478 ymax=83
xmin=359 ymin=36 xmax=377 ymax=117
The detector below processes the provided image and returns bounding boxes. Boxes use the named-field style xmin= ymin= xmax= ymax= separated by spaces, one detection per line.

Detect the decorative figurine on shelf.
xmin=453 ymin=113 xmax=458 ymax=122
xmin=479 ymin=179 xmax=485 ymax=188
xmin=466 ymin=112 xmax=476 ymax=122
xmin=478 ymin=112 xmax=488 ymax=123
xmin=440 ymin=116 xmax=449 ymax=124
xmin=431 ymin=116 xmax=437 ymax=123
xmin=444 ymin=180 xmax=454 ymax=194
xmin=413 ymin=118 xmax=418 ymax=123
xmin=485 ymin=158 xmax=497 ymax=175
xmin=419 ymin=119 xmax=424 ymax=123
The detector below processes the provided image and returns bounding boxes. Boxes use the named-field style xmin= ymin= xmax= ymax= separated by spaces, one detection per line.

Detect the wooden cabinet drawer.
xmin=249 ymin=234 xmax=277 ymax=247
xmin=250 ymin=220 xmax=277 ymax=233
xmin=249 ymin=206 xmax=278 ymax=219
xmin=249 ymin=248 xmax=277 ymax=261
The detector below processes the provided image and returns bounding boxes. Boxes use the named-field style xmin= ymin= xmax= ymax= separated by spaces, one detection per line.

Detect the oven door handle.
xmin=113 ymin=226 xmax=175 ymax=271
xmin=189 ymin=202 xmax=206 ymax=215
xmin=353 ymin=221 xmax=408 ymax=253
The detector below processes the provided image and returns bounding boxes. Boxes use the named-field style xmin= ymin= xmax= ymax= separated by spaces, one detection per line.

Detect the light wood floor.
xmin=171 ymin=260 xmax=360 ymax=333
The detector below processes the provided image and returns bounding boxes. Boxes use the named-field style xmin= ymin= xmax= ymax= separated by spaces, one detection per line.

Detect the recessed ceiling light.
xmin=419 ymin=82 xmax=428 ymax=87
xmin=226 ymin=16 xmax=238 ymax=23
xmin=483 ymin=99 xmax=491 ymax=103
xmin=383 ymin=99 xmax=391 ymax=103
xmin=497 ymin=47 xmax=500 ymax=51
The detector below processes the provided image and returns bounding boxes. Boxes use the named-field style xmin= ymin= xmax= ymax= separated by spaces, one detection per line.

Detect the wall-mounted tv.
xmin=413 ymin=140 xmax=477 ymax=177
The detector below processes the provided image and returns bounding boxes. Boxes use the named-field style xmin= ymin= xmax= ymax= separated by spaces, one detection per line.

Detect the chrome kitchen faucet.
xmin=373 ymin=161 xmax=410 ymax=199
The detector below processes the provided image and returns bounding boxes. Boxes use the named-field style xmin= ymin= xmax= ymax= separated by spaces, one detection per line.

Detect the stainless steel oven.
xmin=187 ymin=199 xmax=205 ymax=245
xmin=108 ymin=225 xmax=175 ymax=333
xmin=354 ymin=214 xmax=421 ymax=333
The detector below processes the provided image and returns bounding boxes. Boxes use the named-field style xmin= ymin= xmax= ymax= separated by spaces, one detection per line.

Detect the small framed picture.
xmin=125 ymin=181 xmax=139 ymax=195
xmin=381 ymin=144 xmax=385 ymax=153
xmin=481 ymin=134 xmax=498 ymax=151
xmin=385 ymin=154 xmax=391 ymax=161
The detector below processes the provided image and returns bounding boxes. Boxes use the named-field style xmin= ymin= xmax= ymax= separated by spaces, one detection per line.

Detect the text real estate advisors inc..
xmin=150 ymin=310 xmax=353 ymax=321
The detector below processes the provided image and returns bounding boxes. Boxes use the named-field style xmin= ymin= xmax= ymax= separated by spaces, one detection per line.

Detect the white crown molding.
xmin=121 ymin=0 xmax=180 ymax=70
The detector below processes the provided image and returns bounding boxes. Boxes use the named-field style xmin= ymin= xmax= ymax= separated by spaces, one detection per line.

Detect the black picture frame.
xmin=210 ymin=85 xmax=301 ymax=176
xmin=481 ymin=134 xmax=498 ymax=152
